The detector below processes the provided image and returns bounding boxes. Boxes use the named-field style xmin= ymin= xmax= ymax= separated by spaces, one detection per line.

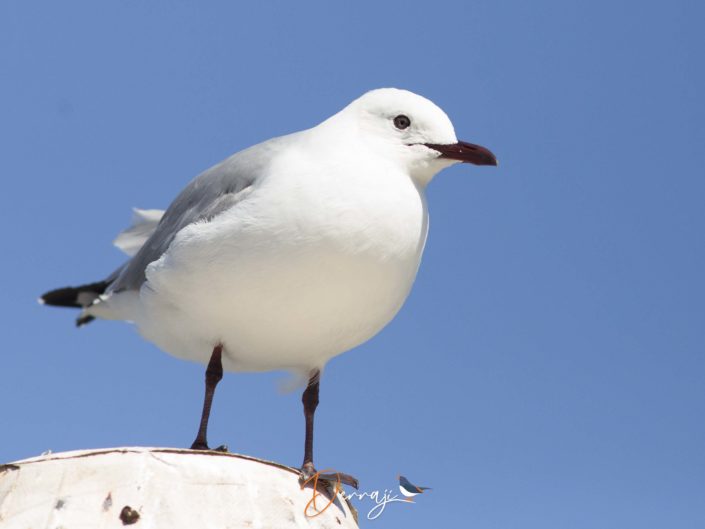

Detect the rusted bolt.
xmin=119 ymin=505 xmax=140 ymax=525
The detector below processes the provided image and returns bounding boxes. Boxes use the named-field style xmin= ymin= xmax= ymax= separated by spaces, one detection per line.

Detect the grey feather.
xmin=109 ymin=136 xmax=288 ymax=293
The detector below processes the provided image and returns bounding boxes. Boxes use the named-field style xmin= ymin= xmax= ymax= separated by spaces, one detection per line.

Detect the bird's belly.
xmin=135 ymin=213 xmax=426 ymax=372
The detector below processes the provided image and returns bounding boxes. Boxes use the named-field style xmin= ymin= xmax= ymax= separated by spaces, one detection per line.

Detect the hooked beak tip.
xmin=425 ymin=141 xmax=498 ymax=167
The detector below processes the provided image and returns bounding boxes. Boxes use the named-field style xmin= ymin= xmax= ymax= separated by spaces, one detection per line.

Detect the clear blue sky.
xmin=1 ymin=1 xmax=703 ymax=527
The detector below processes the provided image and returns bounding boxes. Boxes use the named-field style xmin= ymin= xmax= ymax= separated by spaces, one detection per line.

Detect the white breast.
xmin=130 ymin=159 xmax=429 ymax=373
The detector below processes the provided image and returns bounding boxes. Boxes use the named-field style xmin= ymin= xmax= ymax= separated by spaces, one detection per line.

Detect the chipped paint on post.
xmin=0 ymin=447 xmax=358 ymax=528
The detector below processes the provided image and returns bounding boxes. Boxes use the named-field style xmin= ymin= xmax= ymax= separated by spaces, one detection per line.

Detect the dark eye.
xmin=393 ymin=115 xmax=411 ymax=130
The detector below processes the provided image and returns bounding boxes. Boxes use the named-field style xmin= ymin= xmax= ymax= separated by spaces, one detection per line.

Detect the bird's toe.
xmin=299 ymin=463 xmax=359 ymax=489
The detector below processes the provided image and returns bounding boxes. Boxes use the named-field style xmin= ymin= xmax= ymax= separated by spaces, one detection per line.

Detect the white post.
xmin=0 ymin=447 xmax=358 ymax=528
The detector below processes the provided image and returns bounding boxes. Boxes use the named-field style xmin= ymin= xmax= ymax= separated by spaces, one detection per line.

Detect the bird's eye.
xmin=393 ymin=115 xmax=411 ymax=130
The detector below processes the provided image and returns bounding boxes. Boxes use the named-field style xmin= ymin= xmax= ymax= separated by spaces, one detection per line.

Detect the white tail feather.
xmin=113 ymin=208 xmax=165 ymax=257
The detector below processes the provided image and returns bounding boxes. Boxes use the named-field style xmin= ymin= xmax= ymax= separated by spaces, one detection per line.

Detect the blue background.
xmin=1 ymin=1 xmax=703 ymax=527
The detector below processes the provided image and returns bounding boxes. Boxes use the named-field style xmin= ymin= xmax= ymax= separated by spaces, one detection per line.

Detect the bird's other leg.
xmin=301 ymin=369 xmax=320 ymax=473
xmin=190 ymin=344 xmax=227 ymax=451
xmin=300 ymin=370 xmax=358 ymax=489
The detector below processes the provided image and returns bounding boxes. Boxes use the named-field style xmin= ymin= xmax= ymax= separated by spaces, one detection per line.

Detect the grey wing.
xmin=108 ymin=149 xmax=264 ymax=293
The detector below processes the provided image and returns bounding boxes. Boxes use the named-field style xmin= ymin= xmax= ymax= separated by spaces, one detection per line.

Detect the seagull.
xmin=40 ymin=88 xmax=497 ymax=487
xmin=398 ymin=475 xmax=431 ymax=499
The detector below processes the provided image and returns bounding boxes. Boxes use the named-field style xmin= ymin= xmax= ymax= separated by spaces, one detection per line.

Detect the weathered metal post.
xmin=0 ymin=447 xmax=358 ymax=528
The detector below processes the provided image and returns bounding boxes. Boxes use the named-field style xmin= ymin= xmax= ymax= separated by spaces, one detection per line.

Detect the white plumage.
xmin=52 ymin=88 xmax=497 ymax=381
xmin=42 ymin=87 xmax=496 ymax=471
xmin=87 ymin=88 xmax=469 ymax=376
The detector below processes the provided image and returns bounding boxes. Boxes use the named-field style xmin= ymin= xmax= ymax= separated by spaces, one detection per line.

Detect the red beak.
xmin=424 ymin=141 xmax=498 ymax=166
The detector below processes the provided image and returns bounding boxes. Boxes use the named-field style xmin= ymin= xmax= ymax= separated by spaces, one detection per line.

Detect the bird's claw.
xmin=299 ymin=462 xmax=359 ymax=489
xmin=190 ymin=442 xmax=229 ymax=453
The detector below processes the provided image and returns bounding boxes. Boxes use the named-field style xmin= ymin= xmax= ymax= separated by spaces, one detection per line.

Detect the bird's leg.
xmin=190 ymin=344 xmax=227 ymax=451
xmin=300 ymin=370 xmax=358 ymax=489
xmin=301 ymin=369 xmax=320 ymax=473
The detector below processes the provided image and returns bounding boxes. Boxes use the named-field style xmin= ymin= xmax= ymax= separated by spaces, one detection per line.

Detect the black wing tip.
xmin=39 ymin=280 xmax=111 ymax=329
xmin=40 ymin=286 xmax=85 ymax=308
xmin=76 ymin=314 xmax=96 ymax=327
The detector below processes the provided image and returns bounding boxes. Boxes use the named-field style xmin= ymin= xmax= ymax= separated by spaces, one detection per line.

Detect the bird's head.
xmin=330 ymin=88 xmax=497 ymax=185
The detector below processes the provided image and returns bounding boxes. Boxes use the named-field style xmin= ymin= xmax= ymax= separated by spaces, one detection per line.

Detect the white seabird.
xmin=41 ymin=88 xmax=497 ymax=486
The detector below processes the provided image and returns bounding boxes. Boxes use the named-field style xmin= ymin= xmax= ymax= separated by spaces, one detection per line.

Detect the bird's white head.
xmin=324 ymin=88 xmax=497 ymax=185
